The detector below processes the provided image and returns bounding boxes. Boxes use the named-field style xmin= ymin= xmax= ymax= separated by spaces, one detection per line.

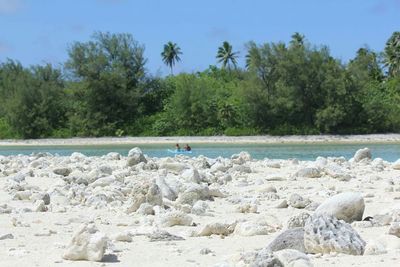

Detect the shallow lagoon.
xmin=0 ymin=143 xmax=399 ymax=161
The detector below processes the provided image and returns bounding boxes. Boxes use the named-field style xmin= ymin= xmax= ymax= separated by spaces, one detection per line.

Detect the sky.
xmin=0 ymin=0 xmax=399 ymax=75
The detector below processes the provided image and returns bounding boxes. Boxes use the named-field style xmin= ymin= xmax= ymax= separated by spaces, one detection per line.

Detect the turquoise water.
xmin=0 ymin=143 xmax=399 ymax=161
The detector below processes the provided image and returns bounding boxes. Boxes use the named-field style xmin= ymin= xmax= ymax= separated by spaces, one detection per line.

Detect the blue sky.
xmin=0 ymin=0 xmax=399 ymax=75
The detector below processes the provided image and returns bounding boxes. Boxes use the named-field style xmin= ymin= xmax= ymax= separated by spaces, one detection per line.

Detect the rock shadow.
xmin=102 ymin=254 xmax=120 ymax=263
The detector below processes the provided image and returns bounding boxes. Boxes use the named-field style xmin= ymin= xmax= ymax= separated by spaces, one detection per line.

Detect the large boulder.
xmin=352 ymin=148 xmax=371 ymax=162
xmin=266 ymin=228 xmax=306 ymax=253
xmin=314 ymin=192 xmax=365 ymax=223
xmin=63 ymin=224 xmax=108 ymax=261
xmin=304 ymin=214 xmax=366 ymax=255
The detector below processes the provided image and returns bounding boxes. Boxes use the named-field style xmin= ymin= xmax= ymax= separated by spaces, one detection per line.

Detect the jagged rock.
xmin=13 ymin=190 xmax=32 ymax=200
xmin=294 ymin=167 xmax=321 ymax=178
xmin=53 ymin=167 xmax=72 ymax=176
xmin=287 ymin=212 xmax=311 ymax=229
xmin=324 ymin=163 xmax=351 ymax=181
xmin=196 ymin=222 xmax=236 ymax=236
xmin=126 ymin=147 xmax=147 ymax=166
xmin=276 ymin=200 xmax=288 ymax=209
xmin=200 ymin=248 xmax=213 ymax=255
xmin=147 ymin=230 xmax=184 ymax=242
xmin=90 ymin=176 xmax=115 ymax=187
xmin=145 ymin=183 xmax=163 ymax=206
xmin=155 ymin=176 xmax=177 ymax=201
xmin=273 ymin=249 xmax=312 ymax=267
xmin=288 ymin=194 xmax=310 ymax=209
xmin=126 ymin=194 xmax=146 ymax=214
xmin=236 ymin=203 xmax=258 ymax=213
xmin=304 ymin=214 xmax=366 ymax=255
xmin=156 ymin=210 xmax=192 ymax=227
xmin=176 ymin=184 xmax=209 ymax=205
xmin=191 ymin=200 xmax=209 ymax=215
xmin=159 ymin=162 xmax=188 ymax=174
xmin=266 ymin=228 xmax=306 ymax=253
xmin=388 ymin=222 xmax=400 ymax=238
xmin=352 ymin=148 xmax=371 ymax=162
xmin=231 ymin=151 xmax=252 ymax=165
xmin=105 ymin=152 xmax=121 ymax=160
xmin=0 ymin=233 xmax=14 ymax=240
xmin=314 ymin=192 xmax=365 ymax=223
xmin=137 ymin=203 xmax=155 ymax=215
xmin=231 ymin=165 xmax=252 ymax=173
xmin=63 ymin=224 xmax=108 ymax=261
xmin=237 ymin=248 xmax=283 ymax=267
xmin=181 ymin=168 xmax=201 ymax=183
xmin=33 ymin=200 xmax=47 ymax=212
xmin=234 ymin=221 xmax=273 ymax=236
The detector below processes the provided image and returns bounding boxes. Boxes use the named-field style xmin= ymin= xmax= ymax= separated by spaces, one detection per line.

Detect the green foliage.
xmin=1 ymin=31 xmax=400 ymax=139
xmin=0 ymin=118 xmax=15 ymax=139
xmin=65 ymin=32 xmax=147 ymax=136
xmin=384 ymin=32 xmax=400 ymax=78
xmin=224 ymin=127 xmax=260 ymax=136
xmin=0 ymin=62 xmax=66 ymax=138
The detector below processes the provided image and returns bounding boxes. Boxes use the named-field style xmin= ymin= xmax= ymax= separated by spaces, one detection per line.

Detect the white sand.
xmin=0 ymin=145 xmax=400 ymax=266
xmin=1 ymin=134 xmax=400 ymax=146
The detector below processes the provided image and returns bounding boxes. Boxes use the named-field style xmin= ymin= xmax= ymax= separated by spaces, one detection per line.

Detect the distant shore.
xmin=1 ymin=134 xmax=400 ymax=146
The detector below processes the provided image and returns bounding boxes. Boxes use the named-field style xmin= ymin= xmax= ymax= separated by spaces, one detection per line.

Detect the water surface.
xmin=0 ymin=143 xmax=399 ymax=161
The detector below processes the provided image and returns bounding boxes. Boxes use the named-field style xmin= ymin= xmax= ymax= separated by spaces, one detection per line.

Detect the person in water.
xmin=175 ymin=144 xmax=181 ymax=151
xmin=184 ymin=144 xmax=191 ymax=151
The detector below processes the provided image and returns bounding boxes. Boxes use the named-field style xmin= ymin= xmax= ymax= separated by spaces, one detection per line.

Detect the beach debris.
xmin=63 ymin=223 xmax=108 ymax=261
xmin=304 ymin=214 xmax=366 ymax=255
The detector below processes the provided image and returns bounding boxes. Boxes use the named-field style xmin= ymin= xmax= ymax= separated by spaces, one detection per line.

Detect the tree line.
xmin=0 ymin=31 xmax=399 ymax=139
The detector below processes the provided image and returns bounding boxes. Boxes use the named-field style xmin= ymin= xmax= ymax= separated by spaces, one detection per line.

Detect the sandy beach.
xmin=1 ymin=143 xmax=400 ymax=266
xmin=1 ymin=134 xmax=400 ymax=146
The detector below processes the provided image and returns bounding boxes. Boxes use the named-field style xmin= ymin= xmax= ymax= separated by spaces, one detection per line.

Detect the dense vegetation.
xmin=0 ymin=31 xmax=399 ymax=139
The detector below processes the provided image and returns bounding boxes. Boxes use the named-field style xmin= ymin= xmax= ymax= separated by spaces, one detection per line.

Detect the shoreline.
xmin=1 ymin=134 xmax=400 ymax=146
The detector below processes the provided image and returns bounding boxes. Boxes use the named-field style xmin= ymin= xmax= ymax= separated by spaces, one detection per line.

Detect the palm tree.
xmin=161 ymin=42 xmax=182 ymax=75
xmin=216 ymin=41 xmax=239 ymax=69
xmin=290 ymin=32 xmax=305 ymax=48
xmin=384 ymin=31 xmax=400 ymax=77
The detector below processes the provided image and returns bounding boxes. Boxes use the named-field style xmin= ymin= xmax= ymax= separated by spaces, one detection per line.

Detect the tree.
xmin=2 ymin=63 xmax=66 ymax=138
xmin=384 ymin=31 xmax=400 ymax=78
xmin=290 ymin=32 xmax=305 ymax=48
xmin=216 ymin=41 xmax=239 ymax=69
xmin=161 ymin=42 xmax=182 ymax=75
xmin=66 ymin=32 xmax=147 ymax=136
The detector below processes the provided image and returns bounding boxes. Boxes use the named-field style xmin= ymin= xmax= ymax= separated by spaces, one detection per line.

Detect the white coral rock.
xmin=63 ymin=224 xmax=108 ymax=261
